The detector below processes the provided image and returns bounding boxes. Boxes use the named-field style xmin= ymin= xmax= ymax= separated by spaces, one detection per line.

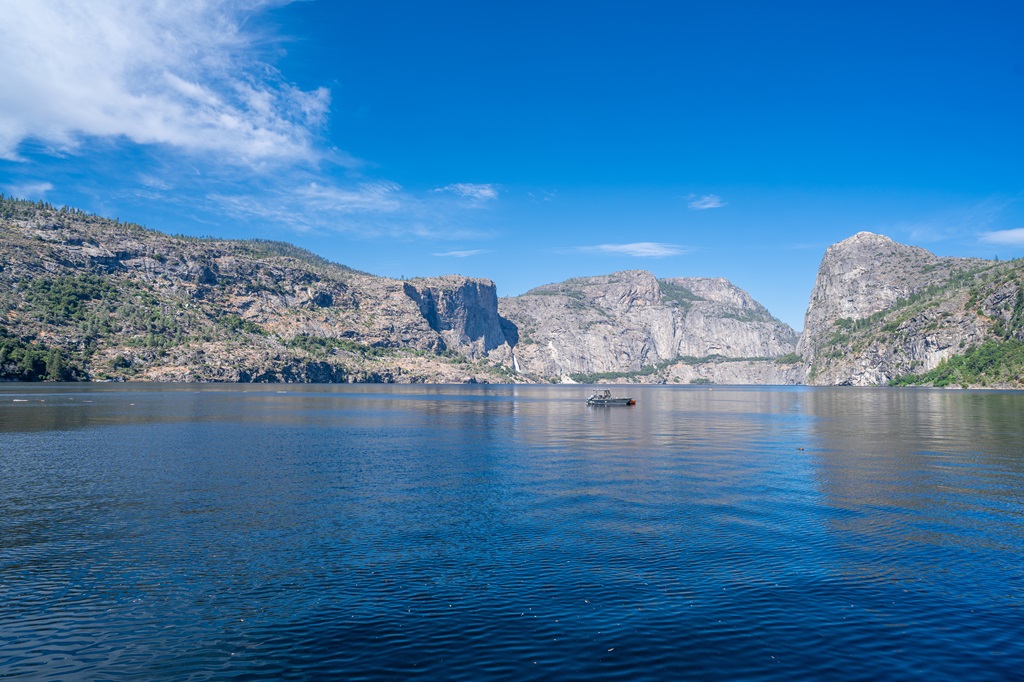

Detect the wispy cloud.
xmin=579 ymin=242 xmax=689 ymax=257
xmin=0 ymin=2 xmax=506 ymax=245
xmin=433 ymin=249 xmax=486 ymax=257
xmin=433 ymin=183 xmax=499 ymax=201
xmin=687 ymin=194 xmax=725 ymax=210
xmin=979 ymin=228 xmax=1024 ymax=246
xmin=209 ymin=176 xmax=496 ymax=240
xmin=0 ymin=0 xmax=328 ymax=163
xmin=138 ymin=174 xmax=174 ymax=191
xmin=212 ymin=180 xmax=405 ymax=233
xmin=296 ymin=181 xmax=404 ymax=214
xmin=4 ymin=181 xmax=54 ymax=199
xmin=898 ymin=197 xmax=1014 ymax=243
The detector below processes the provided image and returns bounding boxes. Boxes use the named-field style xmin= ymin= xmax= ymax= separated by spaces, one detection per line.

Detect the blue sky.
xmin=2 ymin=1 xmax=1022 ymax=330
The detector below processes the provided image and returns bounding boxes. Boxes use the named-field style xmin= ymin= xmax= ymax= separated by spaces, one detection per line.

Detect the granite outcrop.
xmin=499 ymin=270 xmax=799 ymax=383
xmin=0 ymin=198 xmax=518 ymax=383
xmin=797 ymin=232 xmax=1023 ymax=387
xmin=9 ymin=196 xmax=1019 ymax=387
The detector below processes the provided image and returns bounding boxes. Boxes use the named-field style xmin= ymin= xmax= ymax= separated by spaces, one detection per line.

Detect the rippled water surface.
xmin=1 ymin=384 xmax=1022 ymax=680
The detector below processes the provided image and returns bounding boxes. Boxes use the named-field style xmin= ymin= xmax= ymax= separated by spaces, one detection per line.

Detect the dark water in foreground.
xmin=1 ymin=384 xmax=1022 ymax=680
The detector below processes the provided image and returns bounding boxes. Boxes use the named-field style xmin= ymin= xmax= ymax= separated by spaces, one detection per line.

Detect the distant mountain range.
xmin=2 ymin=195 xmax=1022 ymax=387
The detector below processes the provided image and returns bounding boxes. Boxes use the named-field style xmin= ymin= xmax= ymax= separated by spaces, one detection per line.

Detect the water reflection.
xmin=1 ymin=384 xmax=1022 ymax=680
xmin=797 ymin=388 xmax=1024 ymax=607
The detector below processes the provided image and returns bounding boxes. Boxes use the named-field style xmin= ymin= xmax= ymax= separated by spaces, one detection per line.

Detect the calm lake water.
xmin=1 ymin=384 xmax=1022 ymax=680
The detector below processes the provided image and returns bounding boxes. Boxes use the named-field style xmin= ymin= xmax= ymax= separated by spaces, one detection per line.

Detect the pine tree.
xmin=46 ymin=349 xmax=65 ymax=381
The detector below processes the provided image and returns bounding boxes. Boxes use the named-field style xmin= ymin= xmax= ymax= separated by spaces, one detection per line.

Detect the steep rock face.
xmin=798 ymin=232 xmax=972 ymax=361
xmin=0 ymin=199 xmax=518 ymax=383
xmin=402 ymin=276 xmax=510 ymax=360
xmin=499 ymin=270 xmax=797 ymax=381
xmin=797 ymin=231 xmax=1021 ymax=386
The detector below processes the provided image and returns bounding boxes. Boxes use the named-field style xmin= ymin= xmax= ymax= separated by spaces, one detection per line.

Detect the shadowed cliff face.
xmin=402 ymin=277 xmax=512 ymax=360
xmin=499 ymin=270 xmax=799 ymax=382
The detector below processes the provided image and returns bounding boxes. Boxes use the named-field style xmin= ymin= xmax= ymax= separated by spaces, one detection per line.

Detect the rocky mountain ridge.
xmin=798 ymin=232 xmax=1024 ymax=387
xmin=499 ymin=271 xmax=800 ymax=384
xmin=1 ymin=197 xmax=797 ymax=384
xmin=0 ymin=197 xmax=518 ymax=383
xmin=5 ymin=196 xmax=1020 ymax=387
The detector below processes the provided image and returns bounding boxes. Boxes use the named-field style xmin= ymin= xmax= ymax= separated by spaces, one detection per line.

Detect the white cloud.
xmin=579 ymin=242 xmax=689 ymax=258
xmin=212 ymin=180 xmax=405 ymax=232
xmin=979 ymin=228 xmax=1024 ymax=246
xmin=688 ymin=194 xmax=726 ymax=210
xmin=433 ymin=183 xmax=499 ymax=201
xmin=0 ymin=0 xmax=328 ymax=163
xmin=138 ymin=174 xmax=174 ymax=191
xmin=433 ymin=249 xmax=486 ymax=257
xmin=209 ymin=179 xmax=494 ymax=240
xmin=296 ymin=181 xmax=404 ymax=214
xmin=4 ymin=181 xmax=54 ymax=199
xmin=899 ymin=197 xmax=1013 ymax=243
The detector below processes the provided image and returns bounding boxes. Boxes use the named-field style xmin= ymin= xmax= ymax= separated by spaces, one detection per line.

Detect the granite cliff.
xmin=403 ymin=277 xmax=511 ymax=360
xmin=8 ymin=196 xmax=1019 ymax=388
xmin=0 ymin=197 xmax=802 ymax=385
xmin=0 ymin=197 xmax=517 ymax=383
xmin=499 ymin=271 xmax=801 ymax=384
xmin=798 ymin=232 xmax=1024 ymax=387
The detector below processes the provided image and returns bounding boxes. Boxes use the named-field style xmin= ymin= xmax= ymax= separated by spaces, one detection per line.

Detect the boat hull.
xmin=586 ymin=397 xmax=636 ymax=406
